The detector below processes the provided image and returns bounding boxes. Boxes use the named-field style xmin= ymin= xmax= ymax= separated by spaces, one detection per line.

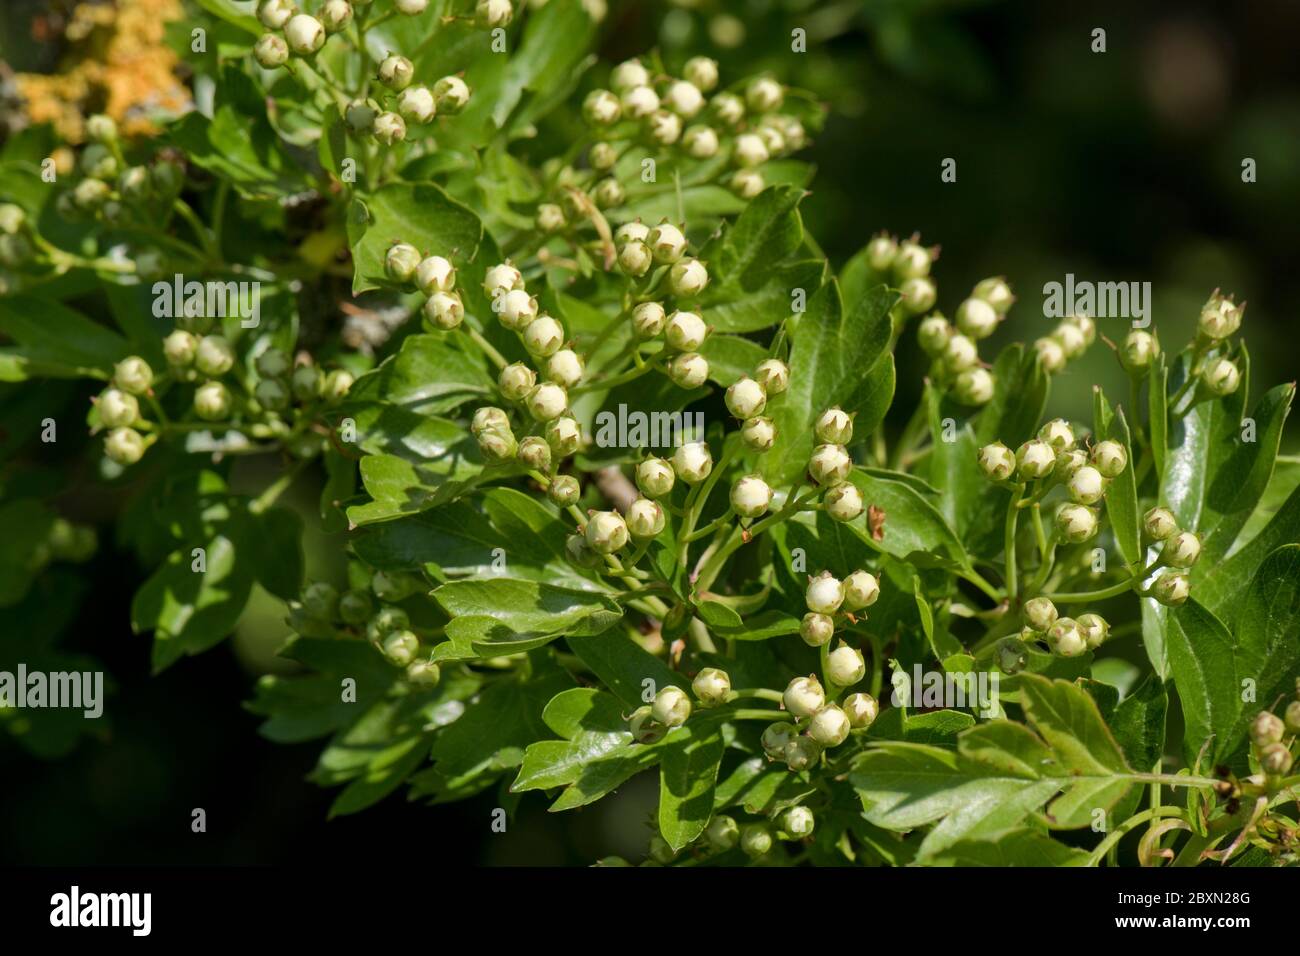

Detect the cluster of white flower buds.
xmin=577 ymin=62 xmax=806 ymax=206
xmin=798 ymin=406 xmax=865 ymax=521
xmin=386 ymin=247 xmax=588 ymax=488
xmin=252 ymin=0 xmax=472 ymax=147
xmin=1140 ymin=506 xmax=1201 ymax=607
xmin=800 ymin=569 xmax=880 ymax=648
xmin=1248 ymin=697 xmax=1299 ymax=781
xmin=1013 ymin=596 xmax=1110 ymax=659
xmin=29 ymin=116 xmax=187 ymax=248
xmin=763 ymin=674 xmax=878 ymax=771
xmin=915 ymin=275 xmax=1016 ymax=406
xmin=97 ymin=324 xmax=352 ymax=468
xmin=978 ymin=417 xmax=1129 ymax=546
xmin=295 ymin=573 xmax=441 ymax=686
xmin=862 ymin=233 xmax=939 ymax=321
xmin=1031 ymin=312 xmax=1097 ymax=375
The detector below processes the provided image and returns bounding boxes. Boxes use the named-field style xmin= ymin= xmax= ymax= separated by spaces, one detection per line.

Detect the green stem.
xmin=464 ymin=326 xmax=508 ymax=370
xmin=1086 ymin=805 xmax=1188 ymax=867
xmin=1004 ymin=482 xmax=1025 ymax=600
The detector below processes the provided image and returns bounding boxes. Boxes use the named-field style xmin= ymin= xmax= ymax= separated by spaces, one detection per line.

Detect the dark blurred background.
xmin=2 ymin=0 xmax=1298 ymax=865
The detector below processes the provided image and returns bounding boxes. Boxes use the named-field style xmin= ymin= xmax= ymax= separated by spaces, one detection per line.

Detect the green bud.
xmin=301 ymin=581 xmax=340 ymax=620
xmin=783 ymin=735 xmax=822 ymax=771
xmin=1143 ymin=506 xmax=1178 ymax=541
xmin=740 ymin=823 xmax=772 ymax=858
xmin=781 ymin=805 xmax=816 ymax=839
xmin=651 ymin=685 xmax=692 ymax=728
xmin=433 ymin=75 xmax=471 ymax=114
xmin=629 ymin=705 xmax=666 ymax=744
xmin=1259 ymin=742 xmax=1293 ymax=775
xmin=254 ymin=377 xmax=290 ymax=412
xmin=761 ymin=721 xmax=796 ymax=758
xmin=104 ymin=427 xmax=146 ymax=465
xmin=1201 ymin=357 xmax=1240 ymax=397
xmin=406 ymin=660 xmax=441 ymax=687
xmin=1023 ymin=596 xmax=1058 ymax=631
xmin=1249 ymin=711 xmax=1284 ymax=747
xmin=384 ymin=242 xmax=421 ymax=283
xmin=799 ymin=612 xmax=834 ymax=648
xmin=338 ymin=589 xmax=374 ymax=625
xmin=1121 ymin=330 xmax=1158 ymax=373
xmin=194 ymin=335 xmax=235 ymax=378
xmin=1151 ymin=570 xmax=1190 ymax=607
xmin=382 ymin=629 xmax=420 ymax=666
xmin=547 ymin=474 xmax=580 ymax=508
xmin=996 ymin=637 xmax=1028 ymax=675
xmin=291 ymin=364 xmax=322 ymax=402
xmin=705 ymin=814 xmax=739 ymax=852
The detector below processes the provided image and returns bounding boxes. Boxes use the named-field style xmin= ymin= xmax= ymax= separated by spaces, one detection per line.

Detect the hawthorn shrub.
xmin=1 ymin=0 xmax=1298 ymax=867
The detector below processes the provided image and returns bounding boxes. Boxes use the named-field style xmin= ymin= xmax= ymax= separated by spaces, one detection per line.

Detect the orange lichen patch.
xmin=15 ymin=0 xmax=191 ymax=143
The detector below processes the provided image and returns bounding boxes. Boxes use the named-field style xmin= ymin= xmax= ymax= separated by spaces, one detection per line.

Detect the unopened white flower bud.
xmin=194 ymin=380 xmax=232 ymax=421
xmin=711 ymin=91 xmax=745 ymax=126
xmin=610 ymin=58 xmax=648 ymax=92
xmin=972 ymin=276 xmax=1015 ymax=313
xmin=815 ymin=406 xmax=853 ymax=444
xmin=545 ymin=416 xmax=582 ymax=458
xmin=414 ymin=255 xmax=456 ymax=296
xmin=651 ymin=685 xmax=691 ymax=728
xmin=474 ymin=0 xmax=513 ymax=29
xmin=754 ymin=358 xmax=789 ymax=395
xmin=1038 ymin=418 xmax=1075 ymax=452
xmin=483 ymin=262 xmax=524 ymax=300
xmin=725 ymin=376 xmax=767 ymax=419
xmin=684 ymin=57 xmax=719 ymax=92
xmin=800 ymin=612 xmax=835 ymax=647
xmin=1077 ymin=613 xmax=1109 ymax=650
xmin=320 ymin=0 xmax=353 ymax=33
xmin=285 ymin=14 xmax=326 ymax=54
xmin=955 ymin=297 xmax=999 ymax=339
xmin=1143 ymin=507 xmax=1178 ymax=541
xmin=498 ymin=362 xmax=536 ymax=401
xmin=664 ymin=309 xmax=707 ymax=350
xmin=682 ymin=125 xmax=719 ymax=158
xmin=783 ymin=675 xmax=825 ymax=718
xmin=525 ymin=383 xmax=568 ymax=421
xmin=731 ymin=474 xmax=772 ymax=518
xmin=1034 ymin=336 xmax=1066 ymax=373
xmin=827 ymin=645 xmax=866 ymax=687
xmin=114 ymin=356 xmax=154 ymax=395
xmin=628 ymin=705 xmax=666 ymax=745
xmin=664 ymin=80 xmax=705 ymax=118
xmin=843 ymin=571 xmax=880 ymax=611
xmin=632 ymin=301 xmax=666 ymax=339
xmin=730 ymin=169 xmax=764 ymax=199
xmin=636 ymin=457 xmax=675 ymax=498
xmin=627 ymin=497 xmax=665 ymax=540
xmin=824 ymin=481 xmax=864 ymax=522
xmin=371 ymin=111 xmax=406 ymax=145
xmin=1161 ymin=530 xmax=1201 ymax=568
xmin=621 ymin=85 xmax=660 ymax=119
xmin=745 ymin=77 xmax=784 ymax=113
xmin=809 ymin=443 xmax=852 ymax=486
xmin=942 ymin=333 xmax=979 ymax=373
xmin=1053 ymin=321 xmax=1087 ymax=359
xmin=806 ymin=572 xmax=845 ymax=615
xmin=668 ymin=352 xmax=710 ymax=389
xmin=586 ymin=510 xmax=629 ymax=555
xmin=433 ymin=75 xmax=471 ymax=113
xmin=1202 ymin=357 xmax=1240 ymax=396
xmin=546 ymin=349 xmax=584 ymax=389
xmin=733 ymin=133 xmax=769 ymax=168
xmin=496 ymin=288 xmax=538 ymax=331
xmin=672 ymin=441 xmax=713 ymax=484
xmin=953 ymin=367 xmax=995 ymax=406
xmin=254 ymin=33 xmax=290 ymax=68
xmin=1198 ymin=293 xmax=1242 ymax=340
xmin=1016 ymin=440 xmax=1056 ymax=480
xmin=517 ymin=436 xmax=551 ymax=472
xmin=783 ymin=736 xmax=821 ymax=772
xmin=1049 ymin=618 xmax=1087 ymax=657
xmin=163 ymin=330 xmax=197 ymax=367
xmin=422 ymin=291 xmax=464 ymax=330
xmin=522 ymin=315 xmax=566 ymax=357
xmin=548 ymin=474 xmax=580 ymax=508
xmin=257 ymin=0 xmax=295 ymax=29
xmin=978 ymin=442 xmax=1015 ymax=481
xmin=377 ymin=54 xmax=413 ymax=91
xmin=1068 ymin=465 xmax=1106 ymax=505
xmin=98 ymin=388 xmax=139 ymax=428
xmin=1056 ymin=503 xmax=1099 ymax=543
xmin=842 ymin=692 xmax=878 ymax=729
xmin=1121 ymin=330 xmax=1158 ymax=373
xmin=761 ymin=722 xmax=796 ymax=758
xmin=808 ymin=705 xmax=850 ymax=747
xmin=741 ymin=416 xmax=776 ymax=451
xmin=105 ymin=427 xmax=146 ymax=465
xmin=692 ymin=667 xmax=731 ymax=708
xmin=582 ymin=89 xmax=621 ymax=125
xmin=1023 ymin=596 xmax=1058 ymax=631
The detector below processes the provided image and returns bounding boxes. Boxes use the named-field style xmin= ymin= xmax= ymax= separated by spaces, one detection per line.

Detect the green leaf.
xmin=0 ymin=295 xmax=129 ymax=380
xmin=770 ymin=281 xmax=897 ymax=485
xmin=1093 ymin=390 xmax=1141 ymax=568
xmin=851 ymin=675 xmax=1136 ymax=858
xmin=567 ymin=628 xmax=687 ymax=709
xmin=346 ymin=182 xmax=483 ymax=294
xmin=511 ymin=688 xmax=633 ymax=793
xmin=346 ymin=449 xmax=497 ymax=526
xmin=847 ymin=467 xmax=971 ymax=568
xmin=658 ymin=723 xmax=726 ymax=850
xmin=926 ymin=829 xmax=1091 ymax=866
xmin=132 ymin=530 xmax=252 ymax=674
xmin=427 ymin=659 xmax=576 ymax=784
xmin=1165 ymin=599 xmax=1242 ymax=764
xmin=348 ymin=333 xmax=495 ymax=415
xmin=1200 ymin=383 xmax=1294 ymax=564
xmin=708 ymin=185 xmax=805 ymax=292
xmin=433 ymin=578 xmax=623 ymax=641
xmin=696 ymin=333 xmax=767 ymax=387
xmin=1195 ymin=480 xmax=1300 ymax=617
xmin=702 ymin=260 xmax=825 ymax=333
xmin=241 ymin=507 xmax=304 ymax=602
xmin=975 ymin=343 xmax=1050 ymax=448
